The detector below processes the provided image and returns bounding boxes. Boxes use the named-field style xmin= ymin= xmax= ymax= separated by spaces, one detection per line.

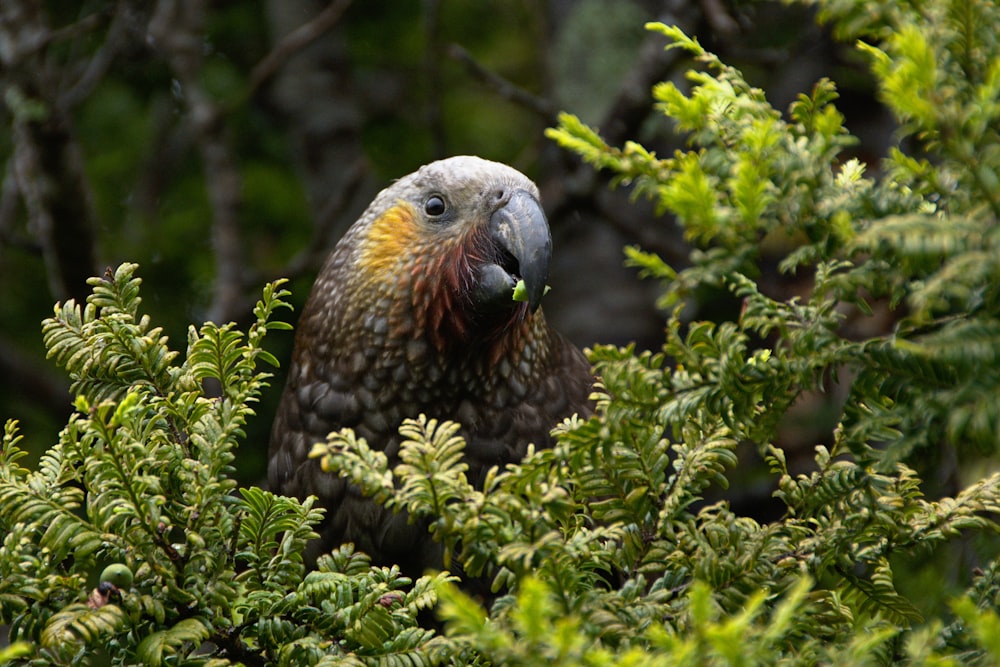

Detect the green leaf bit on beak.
xmin=512 ymin=279 xmax=551 ymax=303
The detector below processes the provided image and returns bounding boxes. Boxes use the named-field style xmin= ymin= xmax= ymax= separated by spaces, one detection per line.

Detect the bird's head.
xmin=343 ymin=156 xmax=553 ymax=351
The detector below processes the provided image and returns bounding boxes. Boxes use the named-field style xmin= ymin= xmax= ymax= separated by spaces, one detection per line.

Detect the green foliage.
xmin=531 ymin=0 xmax=1000 ymax=660
xmin=547 ymin=5 xmax=1000 ymax=463
xmin=5 ymin=0 xmax=1000 ymax=664
xmin=0 ymin=265 xmax=444 ymax=665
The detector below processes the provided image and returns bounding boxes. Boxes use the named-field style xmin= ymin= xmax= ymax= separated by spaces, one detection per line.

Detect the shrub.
xmin=3 ymin=0 xmax=1000 ymax=664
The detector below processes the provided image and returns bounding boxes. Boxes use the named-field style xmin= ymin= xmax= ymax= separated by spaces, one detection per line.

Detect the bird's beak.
xmin=488 ymin=189 xmax=552 ymax=312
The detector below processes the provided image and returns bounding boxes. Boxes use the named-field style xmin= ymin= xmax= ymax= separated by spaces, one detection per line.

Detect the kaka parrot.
xmin=268 ymin=155 xmax=594 ymax=574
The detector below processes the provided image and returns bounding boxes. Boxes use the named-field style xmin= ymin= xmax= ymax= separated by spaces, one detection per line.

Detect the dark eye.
xmin=424 ymin=195 xmax=447 ymax=217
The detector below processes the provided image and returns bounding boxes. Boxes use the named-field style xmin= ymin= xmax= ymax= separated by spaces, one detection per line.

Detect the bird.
xmin=267 ymin=155 xmax=594 ymax=575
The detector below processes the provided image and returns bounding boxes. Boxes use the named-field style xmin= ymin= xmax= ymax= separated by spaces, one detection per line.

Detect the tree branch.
xmin=599 ymin=6 xmax=700 ymax=147
xmin=447 ymin=43 xmax=557 ymax=121
xmin=61 ymin=3 xmax=140 ymax=110
xmin=2 ymin=1 xmax=100 ymax=302
xmin=248 ymin=0 xmax=354 ymax=95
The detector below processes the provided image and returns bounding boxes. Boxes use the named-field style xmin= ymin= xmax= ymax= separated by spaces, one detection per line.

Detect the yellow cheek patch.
xmin=359 ymin=201 xmax=421 ymax=277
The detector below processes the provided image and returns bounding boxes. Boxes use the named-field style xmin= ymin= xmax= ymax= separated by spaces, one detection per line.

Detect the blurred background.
xmin=0 ymin=0 xmax=890 ymax=489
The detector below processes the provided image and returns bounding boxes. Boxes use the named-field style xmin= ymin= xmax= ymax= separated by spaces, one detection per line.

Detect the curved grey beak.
xmin=489 ymin=189 xmax=552 ymax=312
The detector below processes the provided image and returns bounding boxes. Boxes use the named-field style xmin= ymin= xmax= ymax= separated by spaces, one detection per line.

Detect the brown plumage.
xmin=268 ymin=156 xmax=593 ymax=574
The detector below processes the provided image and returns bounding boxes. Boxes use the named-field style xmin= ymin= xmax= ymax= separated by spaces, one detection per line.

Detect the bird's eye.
xmin=424 ymin=195 xmax=447 ymax=217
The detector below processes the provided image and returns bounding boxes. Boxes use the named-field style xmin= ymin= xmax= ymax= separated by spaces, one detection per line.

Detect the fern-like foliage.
xmin=531 ymin=0 xmax=1000 ymax=661
xmin=548 ymin=15 xmax=1000 ymax=459
xmin=0 ymin=265 xmax=446 ymax=665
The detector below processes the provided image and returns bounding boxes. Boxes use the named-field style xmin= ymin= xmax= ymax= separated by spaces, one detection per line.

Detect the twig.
xmin=61 ymin=3 xmax=137 ymax=110
xmin=447 ymin=43 xmax=556 ymax=121
xmin=248 ymin=0 xmax=354 ymax=95
xmin=46 ymin=8 xmax=110 ymax=46
xmin=0 ymin=3 xmax=109 ymax=66
xmin=214 ymin=627 xmax=268 ymax=667
xmin=598 ymin=11 xmax=696 ymax=147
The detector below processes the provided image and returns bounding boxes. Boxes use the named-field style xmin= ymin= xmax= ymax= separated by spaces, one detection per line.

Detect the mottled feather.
xmin=268 ymin=156 xmax=593 ymax=574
